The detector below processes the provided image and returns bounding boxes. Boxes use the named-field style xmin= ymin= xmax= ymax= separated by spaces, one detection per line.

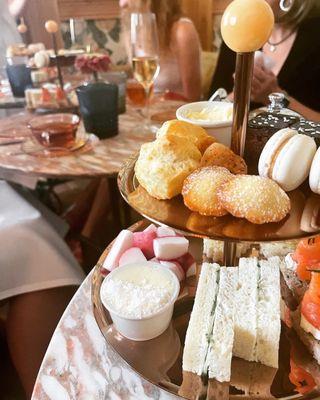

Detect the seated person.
xmin=120 ymin=0 xmax=202 ymax=101
xmin=210 ymin=0 xmax=320 ymax=121
xmin=0 ymin=181 xmax=84 ymax=398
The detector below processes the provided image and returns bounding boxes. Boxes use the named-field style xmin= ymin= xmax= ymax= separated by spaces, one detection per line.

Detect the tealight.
xmin=221 ymin=0 xmax=274 ymax=53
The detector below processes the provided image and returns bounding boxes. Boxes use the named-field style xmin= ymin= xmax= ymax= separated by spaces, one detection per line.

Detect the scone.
xmin=135 ymin=135 xmax=201 ymax=200
xmin=201 ymin=143 xmax=247 ymax=174
xmin=218 ymin=175 xmax=291 ymax=224
xmin=157 ymin=119 xmax=216 ymax=154
xmin=182 ymin=166 xmax=233 ymax=216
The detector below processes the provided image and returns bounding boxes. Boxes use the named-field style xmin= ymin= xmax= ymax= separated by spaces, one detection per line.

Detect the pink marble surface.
xmin=0 ymin=101 xmax=183 ymax=181
xmin=32 ymin=272 xmax=181 ymax=400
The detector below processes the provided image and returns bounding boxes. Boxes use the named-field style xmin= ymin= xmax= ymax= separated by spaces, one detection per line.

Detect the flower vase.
xmin=76 ymin=78 xmax=119 ymax=139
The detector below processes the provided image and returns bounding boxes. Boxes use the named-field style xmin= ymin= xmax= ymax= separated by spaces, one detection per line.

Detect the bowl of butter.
xmin=176 ymin=101 xmax=233 ymax=147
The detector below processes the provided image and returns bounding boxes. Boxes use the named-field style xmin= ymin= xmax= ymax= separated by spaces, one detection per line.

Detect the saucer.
xmin=21 ymin=132 xmax=96 ymax=157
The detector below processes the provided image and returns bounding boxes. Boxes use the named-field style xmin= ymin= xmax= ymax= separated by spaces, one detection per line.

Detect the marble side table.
xmin=32 ymin=273 xmax=181 ymax=400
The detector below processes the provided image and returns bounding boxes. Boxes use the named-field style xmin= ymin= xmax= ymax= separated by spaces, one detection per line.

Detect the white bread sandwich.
xmin=182 ymin=262 xmax=220 ymax=376
xmin=233 ymin=257 xmax=281 ymax=369
xmin=205 ymin=266 xmax=238 ymax=382
xmin=233 ymin=257 xmax=259 ymax=361
xmin=181 ymin=257 xmax=281 ymax=400
xmin=256 ymin=258 xmax=281 ymax=368
xmin=258 ymin=128 xmax=316 ymax=191
xmin=180 ymin=263 xmax=237 ymax=399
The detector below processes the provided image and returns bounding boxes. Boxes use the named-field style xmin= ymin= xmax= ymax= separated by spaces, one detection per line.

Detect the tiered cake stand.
xmin=92 ymin=1 xmax=320 ymax=398
xmin=92 ymin=168 xmax=320 ymax=398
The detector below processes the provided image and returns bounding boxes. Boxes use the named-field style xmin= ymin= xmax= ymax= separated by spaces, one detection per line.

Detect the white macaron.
xmin=258 ymin=128 xmax=317 ymax=191
xmin=309 ymin=147 xmax=320 ymax=195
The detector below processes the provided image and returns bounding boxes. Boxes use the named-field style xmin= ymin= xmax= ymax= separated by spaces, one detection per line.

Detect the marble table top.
xmin=0 ymin=100 xmax=182 ymax=183
xmin=32 ymin=272 xmax=181 ymax=400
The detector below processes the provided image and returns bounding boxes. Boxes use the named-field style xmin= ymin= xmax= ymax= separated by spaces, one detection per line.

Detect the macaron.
xmin=309 ymin=147 xmax=320 ymax=194
xmin=258 ymin=128 xmax=316 ymax=191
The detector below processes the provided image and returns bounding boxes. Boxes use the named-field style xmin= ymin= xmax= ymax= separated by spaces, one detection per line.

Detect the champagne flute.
xmin=130 ymin=12 xmax=160 ymax=132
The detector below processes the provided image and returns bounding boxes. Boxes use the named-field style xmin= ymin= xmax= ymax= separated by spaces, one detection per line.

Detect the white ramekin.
xmin=176 ymin=101 xmax=233 ymax=147
xmin=100 ymin=262 xmax=180 ymax=341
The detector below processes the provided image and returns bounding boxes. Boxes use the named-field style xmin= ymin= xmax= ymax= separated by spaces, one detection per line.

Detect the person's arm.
xmin=251 ymin=64 xmax=320 ymax=122
xmin=8 ymin=0 xmax=26 ymax=16
xmin=171 ymin=20 xmax=202 ymax=101
xmin=285 ymin=96 xmax=320 ymax=122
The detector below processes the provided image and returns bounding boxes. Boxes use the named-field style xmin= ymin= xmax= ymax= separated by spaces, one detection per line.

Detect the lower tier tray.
xmin=91 ymin=222 xmax=320 ymax=400
xmin=117 ymin=153 xmax=320 ymax=243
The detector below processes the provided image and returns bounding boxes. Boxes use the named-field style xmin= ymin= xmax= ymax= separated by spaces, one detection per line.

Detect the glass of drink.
xmin=130 ymin=12 xmax=160 ymax=132
xmin=6 ymin=64 xmax=32 ymax=97
xmin=28 ymin=113 xmax=80 ymax=148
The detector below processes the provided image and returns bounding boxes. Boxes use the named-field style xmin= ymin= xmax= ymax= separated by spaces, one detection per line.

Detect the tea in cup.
xmin=28 ymin=113 xmax=80 ymax=148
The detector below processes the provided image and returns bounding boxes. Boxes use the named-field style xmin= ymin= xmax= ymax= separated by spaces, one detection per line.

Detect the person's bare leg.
xmin=5 ymin=286 xmax=77 ymax=398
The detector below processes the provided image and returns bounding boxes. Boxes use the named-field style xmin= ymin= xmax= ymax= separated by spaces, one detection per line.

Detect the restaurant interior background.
xmin=20 ymin=0 xmax=239 ymax=97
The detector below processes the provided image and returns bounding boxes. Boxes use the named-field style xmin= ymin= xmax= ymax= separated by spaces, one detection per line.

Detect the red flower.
xmin=75 ymin=54 xmax=111 ymax=74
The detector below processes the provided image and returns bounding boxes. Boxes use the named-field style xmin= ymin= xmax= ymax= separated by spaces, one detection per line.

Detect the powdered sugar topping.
xmin=101 ymin=265 xmax=176 ymax=319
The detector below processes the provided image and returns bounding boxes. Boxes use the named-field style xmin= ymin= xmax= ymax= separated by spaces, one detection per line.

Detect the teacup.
xmin=28 ymin=113 xmax=80 ymax=148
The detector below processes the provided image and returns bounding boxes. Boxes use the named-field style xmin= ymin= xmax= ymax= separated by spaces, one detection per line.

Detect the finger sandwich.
xmin=182 ymin=263 xmax=238 ymax=382
xmin=181 ymin=256 xmax=281 ymax=393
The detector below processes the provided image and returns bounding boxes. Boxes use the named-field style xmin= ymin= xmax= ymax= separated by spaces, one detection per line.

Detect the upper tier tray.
xmin=118 ymin=153 xmax=320 ymax=243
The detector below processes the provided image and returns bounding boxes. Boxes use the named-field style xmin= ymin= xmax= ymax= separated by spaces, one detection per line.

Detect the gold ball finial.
xmin=221 ymin=0 xmax=274 ymax=53
xmin=17 ymin=23 xmax=28 ymax=34
xmin=45 ymin=20 xmax=59 ymax=34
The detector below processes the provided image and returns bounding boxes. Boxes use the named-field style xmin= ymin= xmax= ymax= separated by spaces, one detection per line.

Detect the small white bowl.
xmin=100 ymin=262 xmax=180 ymax=341
xmin=176 ymin=101 xmax=233 ymax=147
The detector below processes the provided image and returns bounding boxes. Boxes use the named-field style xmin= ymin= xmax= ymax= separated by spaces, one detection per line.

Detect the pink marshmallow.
xmin=119 ymin=247 xmax=147 ymax=267
xmin=144 ymin=224 xmax=158 ymax=234
xmin=153 ymin=236 xmax=189 ymax=260
xmin=102 ymin=230 xmax=133 ymax=271
xmin=176 ymin=253 xmax=196 ymax=273
xmin=160 ymin=261 xmax=185 ymax=282
xmin=156 ymin=226 xmax=176 ymax=238
xmin=133 ymin=231 xmax=157 ymax=259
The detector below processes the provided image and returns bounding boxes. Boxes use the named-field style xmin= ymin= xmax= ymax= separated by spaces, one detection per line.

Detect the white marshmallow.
xmin=118 ymin=247 xmax=147 ymax=267
xmin=157 ymin=226 xmax=176 ymax=237
xmin=102 ymin=230 xmax=133 ymax=271
xmin=153 ymin=237 xmax=189 ymax=260
xmin=143 ymin=223 xmax=158 ymax=234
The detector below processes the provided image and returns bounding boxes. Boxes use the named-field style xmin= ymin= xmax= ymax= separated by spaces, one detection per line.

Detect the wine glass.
xmin=130 ymin=12 xmax=160 ymax=132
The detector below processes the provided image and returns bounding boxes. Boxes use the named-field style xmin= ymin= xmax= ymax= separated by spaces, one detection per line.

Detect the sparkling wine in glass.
xmin=130 ymin=12 xmax=160 ymax=131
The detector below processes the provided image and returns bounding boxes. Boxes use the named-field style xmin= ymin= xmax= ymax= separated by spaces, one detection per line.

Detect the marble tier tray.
xmin=91 ymin=221 xmax=320 ymax=399
xmin=117 ymin=153 xmax=320 ymax=243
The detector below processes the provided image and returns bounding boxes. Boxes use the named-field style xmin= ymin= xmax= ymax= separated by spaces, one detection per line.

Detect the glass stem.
xmin=144 ymin=85 xmax=151 ymax=130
